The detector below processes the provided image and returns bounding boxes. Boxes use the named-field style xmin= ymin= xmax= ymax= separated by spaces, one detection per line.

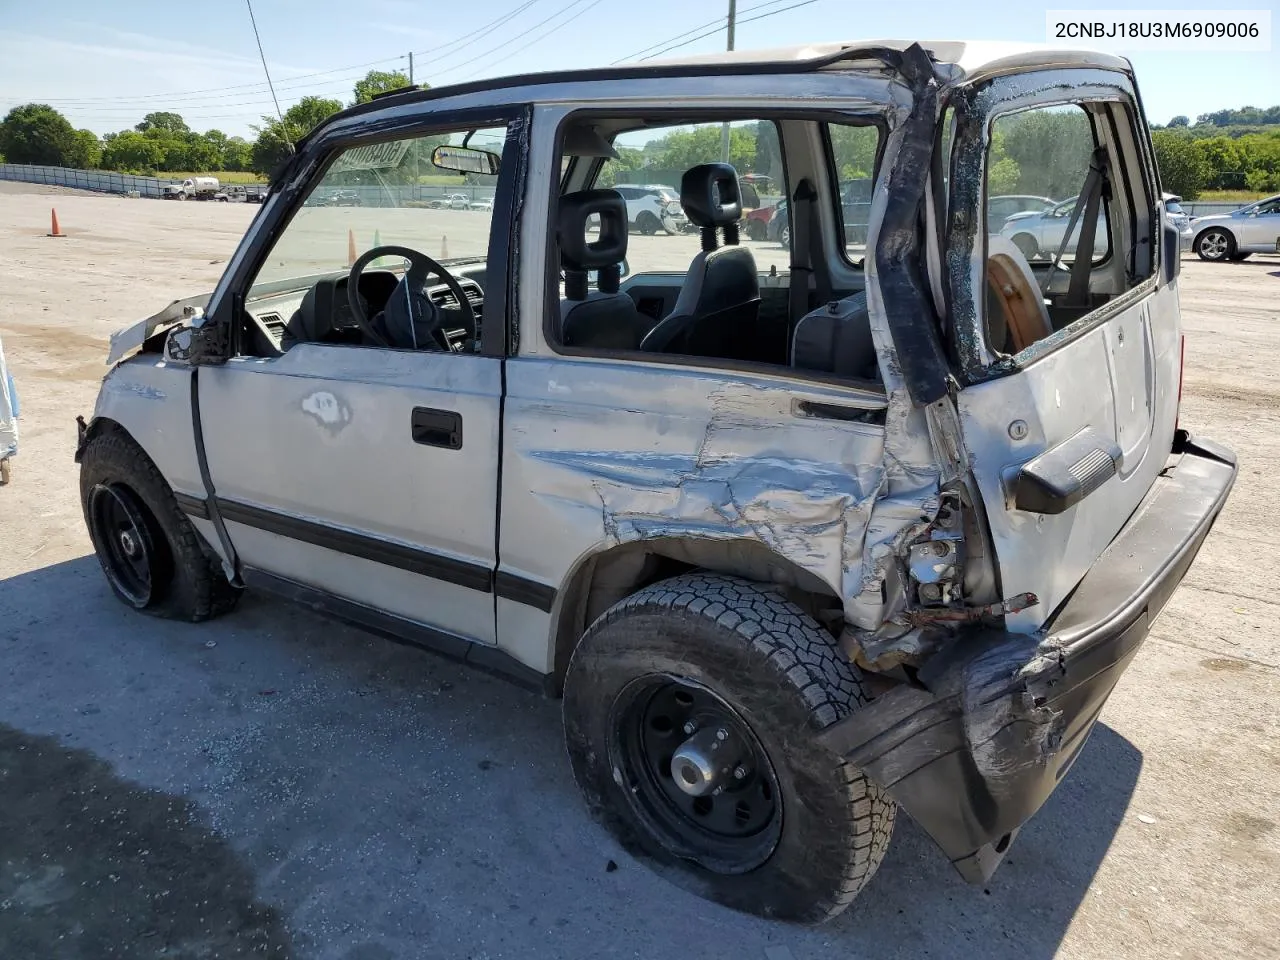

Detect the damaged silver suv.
xmin=76 ymin=40 xmax=1236 ymax=923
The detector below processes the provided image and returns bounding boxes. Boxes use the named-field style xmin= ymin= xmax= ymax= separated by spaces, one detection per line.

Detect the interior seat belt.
xmin=1042 ymin=146 xmax=1109 ymax=307
xmin=789 ymin=179 xmax=816 ymax=332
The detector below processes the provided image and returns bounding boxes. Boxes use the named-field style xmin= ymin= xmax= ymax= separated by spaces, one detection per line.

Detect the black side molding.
xmin=1014 ymin=427 xmax=1122 ymax=514
xmin=174 ymin=496 xmax=558 ymax=613
xmin=173 ymin=491 xmax=210 ymax=520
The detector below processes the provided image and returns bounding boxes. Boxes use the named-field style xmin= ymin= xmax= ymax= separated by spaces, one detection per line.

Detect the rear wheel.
xmin=779 ymin=224 xmax=790 ymax=250
xmin=563 ymin=573 xmax=895 ymax=923
xmin=636 ymin=211 xmax=661 ymax=236
xmin=746 ymin=220 xmax=767 ymax=241
xmin=1196 ymin=228 xmax=1235 ymax=261
xmin=80 ymin=427 xmax=239 ymax=620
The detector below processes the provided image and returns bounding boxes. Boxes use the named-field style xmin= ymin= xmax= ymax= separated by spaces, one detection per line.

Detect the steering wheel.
xmin=347 ymin=245 xmax=478 ymax=351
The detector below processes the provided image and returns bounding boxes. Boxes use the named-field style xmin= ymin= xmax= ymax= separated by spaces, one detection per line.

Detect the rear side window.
xmin=986 ymin=104 xmax=1110 ymax=265
xmin=825 ymin=123 xmax=882 ymax=261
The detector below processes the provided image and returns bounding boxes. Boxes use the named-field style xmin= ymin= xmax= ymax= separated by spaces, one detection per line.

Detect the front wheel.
xmin=563 ymin=573 xmax=895 ymax=923
xmin=1196 ymin=228 xmax=1235 ymax=261
xmin=779 ymin=224 xmax=790 ymax=250
xmin=80 ymin=427 xmax=240 ymax=620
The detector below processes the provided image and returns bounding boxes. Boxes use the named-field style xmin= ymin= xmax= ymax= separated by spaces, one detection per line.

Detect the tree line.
xmin=1 ymin=77 xmax=1276 ymax=200
xmin=0 ymin=70 xmax=414 ymax=177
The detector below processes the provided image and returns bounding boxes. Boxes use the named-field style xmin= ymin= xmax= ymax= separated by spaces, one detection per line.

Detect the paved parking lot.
xmin=1 ymin=183 xmax=1278 ymax=960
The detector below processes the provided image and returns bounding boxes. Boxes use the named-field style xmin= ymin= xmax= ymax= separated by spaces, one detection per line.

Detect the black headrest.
xmin=680 ymin=163 xmax=743 ymax=228
xmin=558 ymin=189 xmax=628 ymax=271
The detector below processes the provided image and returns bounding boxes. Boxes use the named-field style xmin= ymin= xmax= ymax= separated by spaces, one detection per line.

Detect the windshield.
xmin=248 ymin=127 xmax=506 ymax=299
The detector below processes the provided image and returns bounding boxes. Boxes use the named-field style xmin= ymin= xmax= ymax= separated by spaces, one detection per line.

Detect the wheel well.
xmin=1195 ymin=225 xmax=1232 ymax=244
xmin=75 ymin=415 xmax=127 ymax=463
xmin=550 ymin=538 xmax=842 ymax=694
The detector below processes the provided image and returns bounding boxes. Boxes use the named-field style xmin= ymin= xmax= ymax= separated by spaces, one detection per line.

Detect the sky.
xmin=0 ymin=0 xmax=1275 ymax=140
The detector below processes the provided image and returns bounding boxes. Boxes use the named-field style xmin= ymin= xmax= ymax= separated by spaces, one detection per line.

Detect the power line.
xmin=15 ymin=57 xmax=407 ymax=107
xmin=636 ymin=0 xmax=818 ymax=62
xmin=442 ymin=0 xmax=607 ymax=83
xmin=409 ymin=0 xmax=541 ymax=61
xmin=245 ymin=0 xmax=285 ymax=126
xmin=611 ymin=0 xmax=798 ymax=64
xmin=13 ymin=0 xmax=542 ymax=107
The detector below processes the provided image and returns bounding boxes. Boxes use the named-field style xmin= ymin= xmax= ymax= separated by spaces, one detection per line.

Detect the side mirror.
xmin=165 ymin=310 xmax=228 ymax=365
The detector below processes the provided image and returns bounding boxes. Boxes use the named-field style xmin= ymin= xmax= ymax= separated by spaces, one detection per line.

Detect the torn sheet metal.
xmin=502 ymin=361 xmax=893 ymax=611
xmin=106 ymin=291 xmax=212 ymax=366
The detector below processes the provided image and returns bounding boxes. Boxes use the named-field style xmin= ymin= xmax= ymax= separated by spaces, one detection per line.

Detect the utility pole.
xmin=720 ymin=0 xmax=735 ymax=163
xmin=408 ymin=51 xmax=414 ymax=86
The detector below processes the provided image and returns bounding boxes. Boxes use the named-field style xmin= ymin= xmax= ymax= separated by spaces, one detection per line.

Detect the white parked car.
xmin=614 ymin=184 xmax=688 ymax=235
xmin=1000 ymin=195 xmax=1107 ymax=260
xmin=469 ymin=197 xmax=494 ymax=212
xmin=1188 ymin=193 xmax=1280 ymax=262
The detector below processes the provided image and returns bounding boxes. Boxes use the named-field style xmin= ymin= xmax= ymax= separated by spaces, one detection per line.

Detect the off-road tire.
xmin=1195 ymin=227 xmax=1235 ymax=262
xmin=636 ymin=211 xmax=661 ymax=236
xmin=79 ymin=427 xmax=240 ymax=621
xmin=563 ymin=573 xmax=895 ymax=924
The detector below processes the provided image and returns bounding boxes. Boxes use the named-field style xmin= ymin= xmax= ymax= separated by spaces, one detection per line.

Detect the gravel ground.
xmin=1 ymin=182 xmax=1278 ymax=960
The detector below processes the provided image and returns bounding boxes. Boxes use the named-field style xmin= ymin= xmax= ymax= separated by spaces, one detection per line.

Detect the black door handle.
xmin=411 ymin=407 xmax=463 ymax=449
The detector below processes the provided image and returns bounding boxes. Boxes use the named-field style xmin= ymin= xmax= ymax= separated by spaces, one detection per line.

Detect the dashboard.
xmin=245 ymin=264 xmax=487 ymax=355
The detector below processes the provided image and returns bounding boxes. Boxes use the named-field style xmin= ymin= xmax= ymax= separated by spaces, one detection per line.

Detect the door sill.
xmin=242 ymin=566 xmax=552 ymax=694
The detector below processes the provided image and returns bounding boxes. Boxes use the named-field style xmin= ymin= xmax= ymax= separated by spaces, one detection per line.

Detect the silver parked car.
xmin=1000 ymin=194 xmax=1108 ymax=260
xmin=1189 ymin=193 xmax=1280 ymax=261
xmin=76 ymin=39 xmax=1235 ymax=924
xmin=987 ymin=193 xmax=1055 ymax=230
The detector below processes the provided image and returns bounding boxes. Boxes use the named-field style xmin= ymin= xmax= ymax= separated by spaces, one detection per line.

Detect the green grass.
xmin=1197 ymin=189 xmax=1272 ymax=202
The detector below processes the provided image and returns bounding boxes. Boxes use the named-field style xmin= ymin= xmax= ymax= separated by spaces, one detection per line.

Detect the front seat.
xmin=985 ymin=234 xmax=1053 ymax=353
xmin=558 ymin=189 xmax=652 ymax=351
xmin=640 ymin=163 xmax=760 ymax=359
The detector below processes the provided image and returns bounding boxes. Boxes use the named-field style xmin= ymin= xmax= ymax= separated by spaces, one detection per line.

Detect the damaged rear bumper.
xmin=819 ymin=430 xmax=1237 ymax=883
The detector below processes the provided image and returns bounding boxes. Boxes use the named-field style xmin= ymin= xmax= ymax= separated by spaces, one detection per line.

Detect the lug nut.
xmin=683 ymin=721 xmax=696 ymax=735
xmin=733 ymin=766 xmax=747 ymax=780
xmin=715 ymin=728 xmax=728 ymax=742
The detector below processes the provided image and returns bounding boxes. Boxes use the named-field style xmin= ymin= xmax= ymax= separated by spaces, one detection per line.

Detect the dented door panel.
xmin=499 ymin=356 xmax=891 ymax=610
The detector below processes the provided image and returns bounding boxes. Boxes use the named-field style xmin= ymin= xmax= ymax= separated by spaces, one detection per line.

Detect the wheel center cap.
xmin=120 ymin=530 xmax=138 ymax=557
xmin=670 ymin=724 xmax=742 ymax=797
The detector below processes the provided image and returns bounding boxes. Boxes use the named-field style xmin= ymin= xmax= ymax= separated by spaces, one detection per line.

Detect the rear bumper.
xmin=819 ymin=431 xmax=1237 ymax=883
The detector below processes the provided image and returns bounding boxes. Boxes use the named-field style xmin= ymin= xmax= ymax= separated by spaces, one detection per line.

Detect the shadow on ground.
xmin=0 ymin=723 xmax=292 ymax=958
xmin=1 ymin=557 xmax=1144 ymax=960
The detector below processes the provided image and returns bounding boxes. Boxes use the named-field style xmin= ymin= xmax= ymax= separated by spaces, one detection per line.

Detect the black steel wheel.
xmin=79 ymin=426 xmax=239 ymax=620
xmin=86 ymin=482 xmax=168 ymax=608
xmin=613 ymin=675 xmax=782 ymax=873
xmin=564 ymin=573 xmax=895 ymax=923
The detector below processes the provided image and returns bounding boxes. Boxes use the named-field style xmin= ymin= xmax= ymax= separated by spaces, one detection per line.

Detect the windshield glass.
xmin=248 ymin=126 xmax=506 ymax=299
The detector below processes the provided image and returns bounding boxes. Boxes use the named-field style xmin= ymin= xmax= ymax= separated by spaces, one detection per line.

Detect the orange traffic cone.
xmin=347 ymin=229 xmax=357 ymax=266
xmin=48 ymin=208 xmax=65 ymax=237
xmin=440 ymin=234 xmax=449 ymax=259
